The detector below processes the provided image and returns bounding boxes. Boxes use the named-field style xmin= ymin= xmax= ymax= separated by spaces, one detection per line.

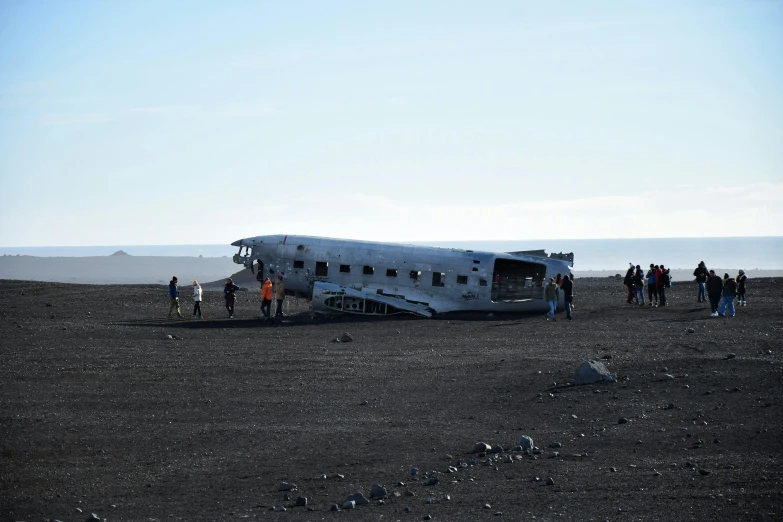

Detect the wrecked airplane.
xmin=231 ymin=235 xmax=574 ymax=317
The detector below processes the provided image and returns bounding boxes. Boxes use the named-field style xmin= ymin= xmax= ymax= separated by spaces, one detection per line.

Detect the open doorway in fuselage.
xmin=491 ymin=259 xmax=546 ymax=302
xmin=255 ymin=259 xmax=265 ymax=283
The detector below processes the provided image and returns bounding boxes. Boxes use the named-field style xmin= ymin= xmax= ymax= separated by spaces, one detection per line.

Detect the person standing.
xmin=544 ymin=277 xmax=558 ymax=321
xmin=192 ymin=280 xmax=203 ymax=319
xmin=633 ymin=264 xmax=645 ymax=305
xmin=555 ymin=273 xmax=562 ymax=286
xmin=261 ymin=278 xmax=273 ymax=321
xmin=561 ymin=275 xmax=573 ymax=320
xmin=736 ymin=270 xmax=748 ymax=307
xmin=706 ymin=269 xmax=723 ymax=316
xmin=274 ymin=275 xmax=286 ymax=317
xmin=623 ymin=264 xmax=635 ymax=304
xmin=718 ymin=273 xmax=737 ymax=317
xmin=693 ymin=261 xmax=709 ymax=303
xmin=657 ymin=265 xmax=669 ymax=306
xmin=168 ymin=276 xmax=183 ymax=319
xmin=646 ymin=264 xmax=658 ymax=307
xmin=224 ymin=278 xmax=240 ymax=318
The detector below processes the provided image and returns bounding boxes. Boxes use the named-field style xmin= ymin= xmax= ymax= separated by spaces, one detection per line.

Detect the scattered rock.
xmin=342 ymin=500 xmax=356 ymax=510
xmin=546 ymin=477 xmax=555 ymax=485
xmin=726 ymin=353 xmax=736 ymax=359
xmin=618 ymin=417 xmax=629 ymax=424
xmin=275 ymin=505 xmax=286 ymax=512
xmin=370 ymin=484 xmax=387 ymax=498
xmin=549 ymin=442 xmax=562 ymax=448
xmin=484 ymin=503 xmax=492 ymax=509
xmin=278 ymin=482 xmax=297 ymax=491
xmin=330 ymin=504 xmax=339 ymax=511
xmin=490 ymin=444 xmax=504 ymax=453
xmin=574 ymin=360 xmax=617 ymax=385
xmin=411 ymin=466 xmax=419 ymax=476
xmin=295 ymin=496 xmax=307 ymax=506
xmin=473 ymin=442 xmax=491 ymax=453
xmin=332 ymin=332 xmax=354 ymax=343
xmin=699 ymin=469 xmax=711 ymax=476
xmin=344 ymin=492 xmax=369 ymax=505
xmin=518 ymin=435 xmax=534 ymax=450
xmin=163 ymin=334 xmax=173 ymax=340
xmin=425 ymin=476 xmax=439 ymax=486
xmin=687 ymin=328 xmax=695 ymax=334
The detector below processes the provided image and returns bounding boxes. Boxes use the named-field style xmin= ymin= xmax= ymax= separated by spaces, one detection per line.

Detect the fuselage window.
xmin=432 ymin=272 xmax=445 ymax=287
xmin=479 ymin=279 xmax=488 ymax=287
xmin=410 ymin=270 xmax=421 ymax=280
xmin=340 ymin=264 xmax=351 ymax=273
xmin=386 ymin=268 xmax=398 ymax=277
xmin=363 ymin=266 xmax=374 ymax=275
xmin=293 ymin=260 xmax=304 ymax=269
xmin=473 ymin=260 xmax=480 ymax=264
xmin=316 ymin=261 xmax=329 ymax=276
xmin=457 ymin=275 xmax=468 ymax=284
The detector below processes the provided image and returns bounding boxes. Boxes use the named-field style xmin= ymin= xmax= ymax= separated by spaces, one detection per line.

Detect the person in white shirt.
xmin=192 ymin=280 xmax=203 ymax=319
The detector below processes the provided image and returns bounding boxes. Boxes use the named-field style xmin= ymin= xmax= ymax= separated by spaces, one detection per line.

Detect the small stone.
xmin=473 ymin=442 xmax=491 ymax=453
xmin=610 ymin=467 xmax=617 ymax=472
xmin=425 ymin=476 xmax=440 ymax=486
xmin=404 ymin=490 xmax=416 ymax=497
xmin=618 ymin=417 xmax=629 ymax=424
xmin=344 ymin=492 xmax=369 ymax=505
xmin=370 ymin=484 xmax=387 ymax=498
xmin=403 ymin=505 xmax=411 ymax=512
xmin=549 ymin=442 xmax=562 ymax=448
xmin=278 ymin=482 xmax=297 ymax=491
xmin=484 ymin=503 xmax=492 ymax=509
xmin=687 ymin=328 xmax=695 ymax=334
xmin=546 ymin=477 xmax=555 ymax=485
xmin=295 ymin=496 xmax=307 ymax=506
xmin=164 ymin=334 xmax=173 ymax=340
xmin=330 ymin=504 xmax=339 ymax=511
xmin=360 ymin=400 xmax=368 ymax=405
xmin=342 ymin=500 xmax=356 ymax=510
xmin=726 ymin=353 xmax=736 ymax=359
xmin=424 ymin=515 xmax=432 ymax=520
xmin=518 ymin=435 xmax=534 ymax=450
xmin=340 ymin=332 xmax=353 ymax=342
xmin=699 ymin=469 xmax=711 ymax=476
xmin=490 ymin=444 xmax=504 ymax=453
xmin=411 ymin=466 xmax=419 ymax=475
xmin=275 ymin=506 xmax=286 ymax=512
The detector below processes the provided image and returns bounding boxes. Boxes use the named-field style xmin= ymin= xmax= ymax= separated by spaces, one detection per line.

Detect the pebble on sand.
xmin=574 ymin=360 xmax=617 ymax=385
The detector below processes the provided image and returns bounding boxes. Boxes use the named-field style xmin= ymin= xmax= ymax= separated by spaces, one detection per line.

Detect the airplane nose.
xmin=231 ymin=238 xmax=247 ymax=247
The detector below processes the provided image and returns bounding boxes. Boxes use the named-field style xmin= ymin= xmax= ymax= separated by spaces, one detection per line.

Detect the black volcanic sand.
xmin=1 ymin=279 xmax=781 ymax=521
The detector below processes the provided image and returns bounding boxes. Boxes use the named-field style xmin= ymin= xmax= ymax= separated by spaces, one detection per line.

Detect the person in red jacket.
xmin=260 ymin=278 xmax=273 ymax=321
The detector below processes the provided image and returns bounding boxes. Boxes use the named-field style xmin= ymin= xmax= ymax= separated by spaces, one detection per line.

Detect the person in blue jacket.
xmin=168 ymin=276 xmax=183 ymax=319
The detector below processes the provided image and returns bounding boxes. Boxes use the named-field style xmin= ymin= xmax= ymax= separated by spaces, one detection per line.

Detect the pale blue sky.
xmin=1 ymin=0 xmax=781 ymax=246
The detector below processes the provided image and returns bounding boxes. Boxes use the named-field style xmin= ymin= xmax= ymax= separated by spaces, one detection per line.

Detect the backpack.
xmin=662 ymin=272 xmax=672 ymax=287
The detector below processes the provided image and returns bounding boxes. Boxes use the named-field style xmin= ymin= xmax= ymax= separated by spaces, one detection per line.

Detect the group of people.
xmin=693 ymin=261 xmax=747 ymax=317
xmin=617 ymin=261 xmax=748 ymax=318
xmin=545 ymin=273 xmax=574 ymax=321
xmin=166 ymin=275 xmax=287 ymax=320
xmin=623 ymin=263 xmax=673 ymax=307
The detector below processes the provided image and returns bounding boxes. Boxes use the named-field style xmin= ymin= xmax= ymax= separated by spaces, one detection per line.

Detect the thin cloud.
xmin=39 ymin=113 xmax=112 ymax=125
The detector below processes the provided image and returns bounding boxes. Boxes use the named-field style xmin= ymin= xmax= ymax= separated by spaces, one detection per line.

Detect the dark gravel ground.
xmin=1 ymin=278 xmax=781 ymax=522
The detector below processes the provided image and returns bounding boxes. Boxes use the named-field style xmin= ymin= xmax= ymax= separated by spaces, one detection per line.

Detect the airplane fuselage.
xmin=231 ymin=235 xmax=573 ymax=317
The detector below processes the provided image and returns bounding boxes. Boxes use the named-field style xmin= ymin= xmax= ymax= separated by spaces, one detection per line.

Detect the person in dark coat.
xmin=167 ymin=276 xmax=183 ymax=319
xmin=623 ymin=264 xmax=635 ymax=304
xmin=561 ymin=275 xmax=573 ymax=320
xmin=633 ymin=264 xmax=645 ymax=305
xmin=224 ymin=278 xmax=240 ymax=318
xmin=736 ymin=269 xmax=748 ymax=307
xmin=657 ymin=265 xmax=670 ymax=306
xmin=706 ymin=269 xmax=723 ymax=316
xmin=718 ymin=273 xmax=737 ymax=317
xmin=693 ymin=261 xmax=709 ymax=303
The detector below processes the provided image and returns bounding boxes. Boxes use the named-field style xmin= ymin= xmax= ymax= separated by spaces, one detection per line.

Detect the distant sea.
xmin=0 ymin=237 xmax=780 ymax=271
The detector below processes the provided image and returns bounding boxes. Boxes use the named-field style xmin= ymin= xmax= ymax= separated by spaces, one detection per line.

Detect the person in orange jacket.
xmin=260 ymin=278 xmax=273 ymax=321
